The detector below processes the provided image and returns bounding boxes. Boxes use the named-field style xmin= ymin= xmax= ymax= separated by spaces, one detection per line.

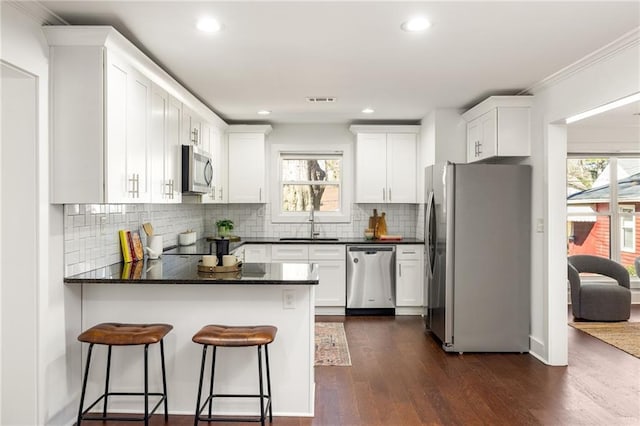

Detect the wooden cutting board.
xmin=377 ymin=212 xmax=387 ymax=236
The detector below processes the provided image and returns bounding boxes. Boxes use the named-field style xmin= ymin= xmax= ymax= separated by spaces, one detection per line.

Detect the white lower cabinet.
xmin=395 ymin=245 xmax=424 ymax=307
xmin=237 ymin=244 xmax=271 ymax=263
xmin=309 ymin=245 xmax=346 ymax=308
xmin=270 ymin=244 xmax=346 ymax=309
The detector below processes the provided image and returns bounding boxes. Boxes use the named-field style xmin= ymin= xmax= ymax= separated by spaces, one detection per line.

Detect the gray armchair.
xmin=568 ymin=255 xmax=631 ymax=321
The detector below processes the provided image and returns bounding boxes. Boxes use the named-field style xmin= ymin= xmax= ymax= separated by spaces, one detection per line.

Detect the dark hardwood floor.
xmin=90 ymin=306 xmax=640 ymax=425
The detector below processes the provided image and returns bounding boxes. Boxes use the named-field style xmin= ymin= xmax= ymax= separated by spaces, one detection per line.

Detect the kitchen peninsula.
xmin=65 ymin=256 xmax=319 ymax=417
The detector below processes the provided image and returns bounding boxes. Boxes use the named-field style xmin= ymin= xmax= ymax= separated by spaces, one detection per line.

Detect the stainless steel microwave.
xmin=182 ymin=145 xmax=213 ymax=193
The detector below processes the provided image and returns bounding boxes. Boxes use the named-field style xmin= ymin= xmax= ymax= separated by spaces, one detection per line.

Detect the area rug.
xmin=569 ymin=321 xmax=640 ymax=358
xmin=315 ymin=322 xmax=352 ymax=366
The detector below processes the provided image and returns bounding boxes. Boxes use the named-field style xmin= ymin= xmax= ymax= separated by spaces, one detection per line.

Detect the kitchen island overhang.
xmin=65 ymin=257 xmax=318 ymax=417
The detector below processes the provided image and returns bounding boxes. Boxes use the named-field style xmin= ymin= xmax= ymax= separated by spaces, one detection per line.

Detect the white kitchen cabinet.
xmin=462 ymin=96 xmax=532 ymax=163
xmin=47 ymin=42 xmax=151 ymax=204
xmin=395 ymin=245 xmax=423 ymax=307
xmin=241 ymin=244 xmax=271 ymax=263
xmin=271 ymin=244 xmax=309 ymax=262
xmin=150 ymin=83 xmax=181 ymax=203
xmin=181 ymin=105 xmax=203 ymax=147
xmin=227 ymin=126 xmax=272 ymax=203
xmin=309 ymin=245 xmax=346 ymax=307
xmin=351 ymin=126 xmax=419 ymax=203
xmin=201 ymin=124 xmax=228 ymax=204
xmin=45 ymin=26 xmax=227 ymax=204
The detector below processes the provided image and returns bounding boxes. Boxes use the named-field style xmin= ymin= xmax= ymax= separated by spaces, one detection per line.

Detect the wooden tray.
xmin=197 ymin=262 xmax=242 ymax=273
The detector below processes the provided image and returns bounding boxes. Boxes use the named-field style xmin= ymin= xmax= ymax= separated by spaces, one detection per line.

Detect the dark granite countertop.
xmin=65 ymin=255 xmax=319 ymax=285
xmin=162 ymin=236 xmax=424 ymax=256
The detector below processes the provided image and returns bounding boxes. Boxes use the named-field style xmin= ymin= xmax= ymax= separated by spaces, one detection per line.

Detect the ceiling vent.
xmin=306 ymin=97 xmax=336 ymax=103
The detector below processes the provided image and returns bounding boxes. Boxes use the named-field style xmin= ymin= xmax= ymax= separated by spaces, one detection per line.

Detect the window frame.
xmin=270 ymin=143 xmax=352 ymax=223
xmin=566 ymin=155 xmax=640 ymax=283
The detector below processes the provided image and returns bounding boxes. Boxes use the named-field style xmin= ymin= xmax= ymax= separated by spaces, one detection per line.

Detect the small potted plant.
xmin=215 ymin=219 xmax=234 ymax=237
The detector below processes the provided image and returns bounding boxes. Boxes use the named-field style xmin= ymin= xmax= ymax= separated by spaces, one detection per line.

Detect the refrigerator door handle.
xmin=444 ymin=164 xmax=455 ymax=346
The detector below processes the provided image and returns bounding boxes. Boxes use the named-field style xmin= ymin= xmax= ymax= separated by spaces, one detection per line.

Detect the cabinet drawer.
xmin=309 ymin=244 xmax=345 ymax=261
xmin=271 ymin=244 xmax=309 ymax=261
xmin=243 ymin=244 xmax=271 ymax=263
xmin=396 ymin=245 xmax=423 ymax=261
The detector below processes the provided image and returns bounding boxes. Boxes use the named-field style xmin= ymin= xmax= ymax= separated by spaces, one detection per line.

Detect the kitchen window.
xmin=271 ymin=146 xmax=352 ymax=223
xmin=566 ymin=156 xmax=640 ymax=279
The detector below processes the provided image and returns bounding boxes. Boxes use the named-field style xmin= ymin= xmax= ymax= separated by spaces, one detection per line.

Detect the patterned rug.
xmin=570 ymin=321 xmax=640 ymax=358
xmin=315 ymin=322 xmax=352 ymax=366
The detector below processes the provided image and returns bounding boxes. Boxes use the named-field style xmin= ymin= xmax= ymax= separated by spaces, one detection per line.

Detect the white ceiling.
xmin=39 ymin=1 xmax=640 ymax=125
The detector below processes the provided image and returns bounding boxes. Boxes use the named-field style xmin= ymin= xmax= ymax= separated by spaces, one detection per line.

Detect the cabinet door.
xmin=243 ymin=244 xmax=271 ymax=263
xmin=166 ymin=95 xmax=182 ymax=202
xmin=202 ymin=124 xmax=227 ymax=204
xmin=314 ymin=260 xmax=347 ymax=307
xmin=467 ymin=118 xmax=481 ymax=162
xmin=386 ymin=133 xmax=416 ymax=203
xmin=355 ymin=133 xmax=387 ymax=203
xmin=150 ymin=84 xmax=167 ymax=202
xmin=105 ymin=52 xmax=150 ymax=203
xmin=228 ymin=133 xmax=265 ymax=203
xmin=396 ymin=260 xmax=423 ymax=306
xmin=181 ymin=106 xmax=201 ymax=147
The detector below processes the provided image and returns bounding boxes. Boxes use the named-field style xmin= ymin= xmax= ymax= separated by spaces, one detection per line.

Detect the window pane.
xmin=567 ymin=216 xmax=610 ymax=259
xmin=282 ymin=184 xmax=340 ymax=212
xmin=281 ymin=159 xmax=341 ymax=182
xmin=567 ymin=158 xmax=610 ymax=213
xmin=617 ymin=158 xmax=640 ymax=275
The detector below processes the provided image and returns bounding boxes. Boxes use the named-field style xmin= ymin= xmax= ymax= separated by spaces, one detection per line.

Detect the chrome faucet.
xmin=309 ymin=208 xmax=320 ymax=239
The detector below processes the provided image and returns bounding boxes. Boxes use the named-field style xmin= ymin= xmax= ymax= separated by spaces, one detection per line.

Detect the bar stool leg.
xmin=144 ymin=344 xmax=149 ymax=426
xmin=208 ymin=346 xmax=217 ymax=418
xmin=103 ymin=345 xmax=112 ymax=417
xmin=265 ymin=344 xmax=272 ymax=422
xmin=77 ymin=343 xmax=94 ymax=426
xmin=160 ymin=339 xmax=169 ymax=420
xmin=257 ymin=346 xmax=265 ymax=426
xmin=194 ymin=344 xmax=208 ymax=426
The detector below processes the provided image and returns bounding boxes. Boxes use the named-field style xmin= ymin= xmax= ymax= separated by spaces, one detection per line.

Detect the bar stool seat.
xmin=192 ymin=324 xmax=277 ymax=426
xmin=77 ymin=322 xmax=173 ymax=426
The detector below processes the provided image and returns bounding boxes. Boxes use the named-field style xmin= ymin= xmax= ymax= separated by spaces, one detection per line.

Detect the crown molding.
xmin=522 ymin=27 xmax=640 ymax=95
xmin=4 ymin=0 xmax=68 ymax=25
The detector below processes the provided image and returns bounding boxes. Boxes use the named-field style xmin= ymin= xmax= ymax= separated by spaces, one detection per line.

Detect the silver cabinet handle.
xmin=129 ymin=173 xmax=140 ymax=198
xmin=399 ymin=263 xmax=402 ymax=277
xmin=389 ymin=188 xmax=392 ymax=202
xmin=382 ymin=188 xmax=386 ymax=201
xmin=219 ymin=187 xmax=223 ymax=201
xmin=259 ymin=187 xmax=262 ymax=202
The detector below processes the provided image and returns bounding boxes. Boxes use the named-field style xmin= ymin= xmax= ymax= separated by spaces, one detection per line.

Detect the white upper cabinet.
xmin=462 ymin=96 xmax=532 ymax=163
xmin=227 ymin=125 xmax=272 ymax=203
xmin=150 ymin=84 xmax=181 ymax=203
xmin=351 ymin=126 xmax=419 ymax=203
xmin=181 ymin=105 xmax=203 ymax=148
xmin=201 ymin=123 xmax=227 ymax=204
xmin=44 ymin=26 xmax=227 ymax=204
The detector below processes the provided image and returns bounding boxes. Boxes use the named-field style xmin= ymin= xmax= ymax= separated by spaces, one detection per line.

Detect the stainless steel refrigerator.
xmin=424 ymin=162 xmax=531 ymax=353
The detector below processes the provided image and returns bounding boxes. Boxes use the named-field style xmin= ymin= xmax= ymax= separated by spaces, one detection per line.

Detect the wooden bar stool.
xmin=192 ymin=325 xmax=277 ymax=426
xmin=76 ymin=322 xmax=173 ymax=426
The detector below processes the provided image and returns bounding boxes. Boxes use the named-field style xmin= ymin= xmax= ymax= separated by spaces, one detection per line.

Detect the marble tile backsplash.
xmin=64 ymin=203 xmax=419 ymax=275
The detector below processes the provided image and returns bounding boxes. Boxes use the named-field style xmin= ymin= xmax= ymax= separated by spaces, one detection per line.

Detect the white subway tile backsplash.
xmin=64 ymin=202 xmax=420 ymax=276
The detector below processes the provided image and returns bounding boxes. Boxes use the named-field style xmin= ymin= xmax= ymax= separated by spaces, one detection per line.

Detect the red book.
xmin=127 ymin=231 xmax=137 ymax=261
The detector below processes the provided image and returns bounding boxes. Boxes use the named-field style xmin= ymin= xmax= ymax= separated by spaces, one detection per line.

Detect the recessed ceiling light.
xmin=401 ymin=17 xmax=431 ymax=32
xmin=362 ymin=108 xmax=375 ymax=114
xmin=196 ymin=17 xmax=221 ymax=33
xmin=257 ymin=110 xmax=271 ymax=115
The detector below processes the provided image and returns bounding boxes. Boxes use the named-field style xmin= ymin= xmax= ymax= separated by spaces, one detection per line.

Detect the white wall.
xmin=528 ymin=31 xmax=640 ymax=365
xmin=0 ymin=3 xmax=81 ymax=424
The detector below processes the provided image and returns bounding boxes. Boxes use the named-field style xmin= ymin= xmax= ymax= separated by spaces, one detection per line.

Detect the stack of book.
xmin=119 ymin=229 xmax=144 ymax=263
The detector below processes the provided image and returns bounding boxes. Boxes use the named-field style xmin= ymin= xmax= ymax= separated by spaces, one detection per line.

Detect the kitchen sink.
xmin=279 ymin=237 xmax=339 ymax=241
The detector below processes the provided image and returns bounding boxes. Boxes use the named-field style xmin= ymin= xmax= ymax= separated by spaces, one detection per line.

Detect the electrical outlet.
xmin=536 ymin=218 xmax=544 ymax=233
xmin=283 ymin=289 xmax=296 ymax=309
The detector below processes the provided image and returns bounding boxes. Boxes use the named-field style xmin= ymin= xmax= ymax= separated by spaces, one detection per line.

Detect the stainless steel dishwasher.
xmin=346 ymin=245 xmax=396 ymax=315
